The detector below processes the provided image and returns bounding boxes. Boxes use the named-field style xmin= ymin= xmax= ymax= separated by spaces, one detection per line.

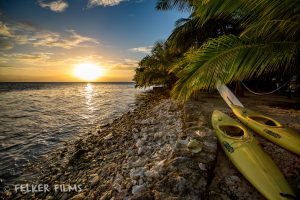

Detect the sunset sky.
xmin=0 ymin=0 xmax=186 ymax=82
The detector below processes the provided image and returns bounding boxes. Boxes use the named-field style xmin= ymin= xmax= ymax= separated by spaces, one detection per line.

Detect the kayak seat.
xmin=220 ymin=125 xmax=244 ymax=137
xmin=248 ymin=116 xmax=278 ymax=126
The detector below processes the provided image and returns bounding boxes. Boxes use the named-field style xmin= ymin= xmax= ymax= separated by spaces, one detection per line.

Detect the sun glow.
xmin=73 ymin=63 xmax=104 ymax=81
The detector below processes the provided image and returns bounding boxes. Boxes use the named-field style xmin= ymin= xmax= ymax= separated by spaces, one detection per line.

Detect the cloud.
xmin=38 ymin=0 xmax=68 ymax=12
xmin=14 ymin=35 xmax=31 ymax=45
xmin=0 ymin=22 xmax=13 ymax=37
xmin=0 ymin=40 xmax=14 ymax=50
xmin=112 ymin=58 xmax=139 ymax=70
xmin=0 ymin=52 xmax=52 ymax=64
xmin=32 ymin=30 xmax=99 ymax=49
xmin=88 ymin=0 xmax=127 ymax=7
xmin=0 ymin=20 xmax=99 ymax=49
xmin=129 ymin=45 xmax=153 ymax=54
xmin=13 ymin=53 xmax=51 ymax=61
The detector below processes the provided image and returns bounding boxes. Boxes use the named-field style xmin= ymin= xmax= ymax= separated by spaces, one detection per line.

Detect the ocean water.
xmin=0 ymin=82 xmax=145 ymax=184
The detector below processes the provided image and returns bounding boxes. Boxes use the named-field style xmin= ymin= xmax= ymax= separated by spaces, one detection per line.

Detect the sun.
xmin=73 ymin=63 xmax=104 ymax=81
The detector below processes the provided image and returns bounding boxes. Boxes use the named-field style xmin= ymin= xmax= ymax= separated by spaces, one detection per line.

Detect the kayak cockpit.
xmin=219 ymin=125 xmax=245 ymax=137
xmin=248 ymin=116 xmax=282 ymax=127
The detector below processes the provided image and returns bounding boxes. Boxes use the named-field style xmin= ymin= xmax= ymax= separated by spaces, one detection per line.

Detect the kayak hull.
xmin=232 ymin=105 xmax=300 ymax=155
xmin=211 ymin=110 xmax=295 ymax=200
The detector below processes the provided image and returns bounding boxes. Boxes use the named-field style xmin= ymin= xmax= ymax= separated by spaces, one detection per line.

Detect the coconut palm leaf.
xmin=167 ymin=14 xmax=241 ymax=55
xmin=194 ymin=0 xmax=300 ymax=27
xmin=156 ymin=0 xmax=193 ymax=11
xmin=242 ymin=20 xmax=300 ymax=40
xmin=172 ymin=34 xmax=299 ymax=101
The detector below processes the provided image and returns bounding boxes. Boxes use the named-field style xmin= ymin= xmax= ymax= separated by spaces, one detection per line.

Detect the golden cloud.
xmin=129 ymin=45 xmax=153 ymax=54
xmin=0 ymin=22 xmax=13 ymax=37
xmin=0 ymin=20 xmax=99 ymax=49
xmin=38 ymin=0 xmax=68 ymax=12
xmin=88 ymin=0 xmax=126 ymax=7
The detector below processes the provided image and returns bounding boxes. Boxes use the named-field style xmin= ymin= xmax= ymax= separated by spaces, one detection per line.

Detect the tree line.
xmin=134 ymin=0 xmax=299 ymax=101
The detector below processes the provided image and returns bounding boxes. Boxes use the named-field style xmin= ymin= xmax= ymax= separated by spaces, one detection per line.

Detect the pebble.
xmin=144 ymin=169 xmax=160 ymax=178
xmin=130 ymin=167 xmax=145 ymax=179
xmin=90 ymin=175 xmax=100 ymax=187
xmin=132 ymin=184 xmax=146 ymax=194
xmin=187 ymin=139 xmax=203 ymax=153
xmin=60 ymin=193 xmax=70 ymax=200
xmin=103 ymin=133 xmax=113 ymax=140
xmin=136 ymin=139 xmax=143 ymax=147
xmin=132 ymin=128 xmax=139 ymax=133
xmin=112 ymin=173 xmax=124 ymax=192
xmin=137 ymin=147 xmax=143 ymax=155
xmin=99 ymin=190 xmax=112 ymax=200
xmin=69 ymin=192 xmax=86 ymax=200
xmin=198 ymin=163 xmax=206 ymax=171
xmin=45 ymin=195 xmax=54 ymax=200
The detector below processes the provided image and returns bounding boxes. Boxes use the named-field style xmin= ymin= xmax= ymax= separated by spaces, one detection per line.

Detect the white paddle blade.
xmin=216 ymin=81 xmax=244 ymax=108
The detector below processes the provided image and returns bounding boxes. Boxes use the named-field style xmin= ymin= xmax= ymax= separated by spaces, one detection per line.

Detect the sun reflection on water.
xmin=85 ymin=83 xmax=94 ymax=111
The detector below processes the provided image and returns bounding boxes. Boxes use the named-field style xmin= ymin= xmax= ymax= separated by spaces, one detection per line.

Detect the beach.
xmin=1 ymin=0 xmax=299 ymax=199
xmin=3 ymin=89 xmax=299 ymax=200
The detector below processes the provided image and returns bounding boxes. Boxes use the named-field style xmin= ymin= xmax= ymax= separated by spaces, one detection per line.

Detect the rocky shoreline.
xmin=2 ymin=90 xmax=300 ymax=200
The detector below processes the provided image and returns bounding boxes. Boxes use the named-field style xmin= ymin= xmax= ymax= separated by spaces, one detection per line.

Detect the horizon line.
xmin=0 ymin=81 xmax=135 ymax=83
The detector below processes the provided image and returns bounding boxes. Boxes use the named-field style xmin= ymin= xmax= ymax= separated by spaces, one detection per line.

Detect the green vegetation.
xmin=133 ymin=41 xmax=178 ymax=88
xmin=134 ymin=0 xmax=299 ymax=101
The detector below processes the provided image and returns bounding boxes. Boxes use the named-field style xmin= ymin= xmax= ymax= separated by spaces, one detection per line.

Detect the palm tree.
xmin=133 ymin=42 xmax=178 ymax=88
xmin=167 ymin=13 xmax=241 ymax=58
xmin=170 ymin=0 xmax=299 ymax=101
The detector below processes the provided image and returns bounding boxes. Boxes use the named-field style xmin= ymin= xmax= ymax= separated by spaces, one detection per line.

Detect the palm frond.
xmin=156 ymin=0 xmax=193 ymax=11
xmin=194 ymin=0 xmax=300 ymax=27
xmin=172 ymin=35 xmax=299 ymax=101
xmin=242 ymin=20 xmax=300 ymax=40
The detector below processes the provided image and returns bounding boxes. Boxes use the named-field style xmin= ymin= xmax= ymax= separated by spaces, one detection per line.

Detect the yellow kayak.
xmin=211 ymin=110 xmax=295 ymax=199
xmin=231 ymin=105 xmax=300 ymax=155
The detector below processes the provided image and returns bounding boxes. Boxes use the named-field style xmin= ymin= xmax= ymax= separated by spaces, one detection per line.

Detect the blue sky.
xmin=0 ymin=0 xmax=188 ymax=81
